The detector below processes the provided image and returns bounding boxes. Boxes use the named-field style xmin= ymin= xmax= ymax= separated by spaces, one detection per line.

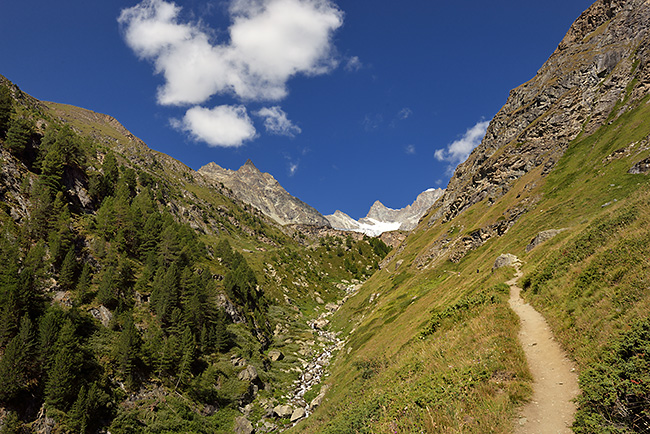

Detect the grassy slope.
xmin=291 ymin=97 xmax=650 ymax=432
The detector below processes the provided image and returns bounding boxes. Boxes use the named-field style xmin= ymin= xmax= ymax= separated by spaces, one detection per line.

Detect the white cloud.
xmin=119 ymin=0 xmax=343 ymax=105
xmin=398 ymin=107 xmax=412 ymax=120
xmin=173 ymin=105 xmax=257 ymax=147
xmin=434 ymin=120 xmax=489 ymax=172
xmin=405 ymin=144 xmax=416 ymax=155
xmin=255 ymin=106 xmax=302 ymax=136
xmin=288 ymin=162 xmax=299 ymax=176
xmin=344 ymin=56 xmax=362 ymax=72
xmin=362 ymin=113 xmax=383 ymax=131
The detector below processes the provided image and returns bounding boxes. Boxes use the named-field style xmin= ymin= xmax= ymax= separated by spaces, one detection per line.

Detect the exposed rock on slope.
xmin=199 ymin=160 xmax=331 ymax=227
xmin=326 ymin=188 xmax=443 ymax=235
xmin=429 ymin=0 xmax=650 ymax=225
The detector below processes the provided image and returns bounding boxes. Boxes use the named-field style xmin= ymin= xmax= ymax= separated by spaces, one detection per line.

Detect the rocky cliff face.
xmin=325 ymin=188 xmax=444 ymax=235
xmin=429 ymin=0 xmax=650 ymax=225
xmin=199 ymin=160 xmax=331 ymax=227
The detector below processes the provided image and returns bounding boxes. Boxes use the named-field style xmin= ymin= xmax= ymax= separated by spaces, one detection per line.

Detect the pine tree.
xmin=0 ymin=238 xmax=21 ymax=346
xmin=176 ymin=326 xmax=195 ymax=388
xmin=102 ymin=152 xmax=119 ymax=191
xmin=38 ymin=308 xmax=62 ymax=373
xmin=0 ymin=85 xmax=11 ymax=138
xmin=27 ymin=179 xmax=55 ymax=239
xmin=66 ymin=385 xmax=88 ymax=433
xmin=66 ymin=382 xmax=109 ymax=434
xmin=4 ymin=117 xmax=33 ymax=157
xmin=213 ymin=309 xmax=229 ymax=353
xmin=0 ymin=315 xmax=36 ymax=402
xmin=116 ymin=316 xmax=141 ymax=389
xmin=47 ymin=193 xmax=74 ymax=265
xmin=44 ymin=320 xmax=80 ymax=410
xmin=58 ymin=248 xmax=78 ymax=291
xmin=75 ymin=263 xmax=93 ymax=305
xmin=97 ymin=266 xmax=117 ymax=309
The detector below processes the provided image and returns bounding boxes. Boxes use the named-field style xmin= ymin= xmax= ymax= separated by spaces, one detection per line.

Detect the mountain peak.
xmin=241 ymin=159 xmax=259 ymax=172
xmin=200 ymin=159 xmax=330 ymax=227
xmin=326 ymin=188 xmax=444 ymax=235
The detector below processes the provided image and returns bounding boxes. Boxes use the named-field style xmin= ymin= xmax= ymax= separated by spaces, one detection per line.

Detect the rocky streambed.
xmin=277 ymin=283 xmax=359 ymax=430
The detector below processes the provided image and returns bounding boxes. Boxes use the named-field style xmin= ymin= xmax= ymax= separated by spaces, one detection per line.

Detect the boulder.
xmin=273 ymin=404 xmax=293 ymax=418
xmin=526 ymin=228 xmax=567 ymax=252
xmin=312 ymin=318 xmax=329 ymax=330
xmin=238 ymin=365 xmax=259 ymax=382
xmin=309 ymin=385 xmax=329 ymax=410
xmin=233 ymin=416 xmax=254 ymax=434
xmin=290 ymin=408 xmax=306 ymax=423
xmin=89 ymin=305 xmax=113 ymax=327
xmin=268 ymin=349 xmax=284 ymax=362
xmin=492 ymin=253 xmax=520 ymax=270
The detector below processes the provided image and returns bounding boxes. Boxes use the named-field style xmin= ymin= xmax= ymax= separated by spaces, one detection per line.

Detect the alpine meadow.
xmin=1 ymin=0 xmax=650 ymax=433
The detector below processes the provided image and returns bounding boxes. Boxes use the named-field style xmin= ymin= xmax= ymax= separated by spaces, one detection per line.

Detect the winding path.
xmin=507 ymin=265 xmax=580 ymax=433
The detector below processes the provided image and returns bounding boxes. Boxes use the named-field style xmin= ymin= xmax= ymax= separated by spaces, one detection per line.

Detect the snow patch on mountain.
xmin=325 ymin=188 xmax=444 ymax=236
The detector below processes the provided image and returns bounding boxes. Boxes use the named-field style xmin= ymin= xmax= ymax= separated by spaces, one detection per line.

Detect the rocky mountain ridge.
xmin=325 ymin=188 xmax=444 ymax=236
xmin=199 ymin=159 xmax=331 ymax=227
xmin=428 ymin=0 xmax=650 ymax=227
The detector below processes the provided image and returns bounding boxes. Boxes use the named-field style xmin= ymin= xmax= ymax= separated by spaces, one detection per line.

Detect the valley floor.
xmin=507 ymin=263 xmax=579 ymax=433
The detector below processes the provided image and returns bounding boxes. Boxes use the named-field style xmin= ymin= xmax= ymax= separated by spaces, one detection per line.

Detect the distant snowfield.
xmin=349 ymin=218 xmax=401 ymax=237
xmin=325 ymin=188 xmax=444 ymax=236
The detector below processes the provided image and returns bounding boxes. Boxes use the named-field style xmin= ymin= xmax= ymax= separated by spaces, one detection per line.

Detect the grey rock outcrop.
xmin=526 ymin=229 xmax=568 ymax=252
xmin=324 ymin=210 xmax=363 ymax=232
xmin=199 ymin=160 xmax=330 ymax=227
xmin=238 ymin=365 xmax=259 ymax=382
xmin=429 ymin=0 xmax=650 ymax=227
xmin=629 ymin=156 xmax=650 ymax=174
xmin=493 ymin=254 xmax=521 ymax=270
xmin=308 ymin=385 xmax=330 ymax=411
xmin=233 ymin=416 xmax=254 ymax=434
xmin=89 ymin=305 xmax=113 ymax=327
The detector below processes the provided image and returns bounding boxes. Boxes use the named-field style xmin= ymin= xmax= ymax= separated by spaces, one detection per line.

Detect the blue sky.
xmin=0 ymin=0 xmax=593 ymax=219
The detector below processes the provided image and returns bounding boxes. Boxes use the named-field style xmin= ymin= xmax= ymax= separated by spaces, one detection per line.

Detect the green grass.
xmin=290 ymin=88 xmax=650 ymax=433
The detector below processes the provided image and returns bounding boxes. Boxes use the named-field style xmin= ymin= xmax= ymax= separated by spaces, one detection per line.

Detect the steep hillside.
xmin=429 ymin=0 xmax=650 ymax=227
xmin=0 ymin=74 xmax=392 ymax=433
xmin=292 ymin=1 xmax=650 ymax=432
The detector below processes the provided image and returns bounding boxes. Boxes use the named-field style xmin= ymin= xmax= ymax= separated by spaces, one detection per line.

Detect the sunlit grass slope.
xmin=291 ymin=97 xmax=650 ymax=433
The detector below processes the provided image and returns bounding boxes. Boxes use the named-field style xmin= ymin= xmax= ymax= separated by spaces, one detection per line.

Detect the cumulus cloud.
xmin=119 ymin=0 xmax=344 ymax=105
xmin=255 ymin=106 xmax=302 ymax=136
xmin=172 ymin=105 xmax=257 ymax=147
xmin=434 ymin=120 xmax=489 ymax=172
xmin=344 ymin=56 xmax=362 ymax=72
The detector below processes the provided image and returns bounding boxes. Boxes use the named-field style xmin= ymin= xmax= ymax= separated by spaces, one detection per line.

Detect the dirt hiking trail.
xmin=507 ymin=264 xmax=580 ymax=433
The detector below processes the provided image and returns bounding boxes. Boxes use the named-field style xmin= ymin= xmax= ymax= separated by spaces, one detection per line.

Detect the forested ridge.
xmin=0 ymin=77 xmax=390 ymax=433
